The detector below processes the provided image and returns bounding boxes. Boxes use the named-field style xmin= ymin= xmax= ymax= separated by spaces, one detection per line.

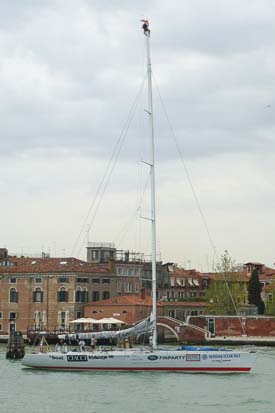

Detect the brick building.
xmin=84 ymin=294 xmax=163 ymax=325
xmin=0 ymin=249 xmax=115 ymax=334
xmin=84 ymin=294 xmax=208 ymax=325
xmin=87 ymin=242 xmax=170 ymax=296
xmin=158 ymin=264 xmax=207 ymax=301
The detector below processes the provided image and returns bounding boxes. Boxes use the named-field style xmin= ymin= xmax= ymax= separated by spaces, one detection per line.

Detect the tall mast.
xmin=143 ymin=21 xmax=157 ymax=349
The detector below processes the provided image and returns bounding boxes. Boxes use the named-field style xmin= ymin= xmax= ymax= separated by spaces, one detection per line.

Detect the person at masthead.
xmin=141 ymin=19 xmax=150 ymax=35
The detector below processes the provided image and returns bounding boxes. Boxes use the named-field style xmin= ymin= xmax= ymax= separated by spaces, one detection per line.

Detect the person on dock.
xmin=91 ymin=335 xmax=96 ymax=350
xmin=78 ymin=339 xmax=85 ymax=352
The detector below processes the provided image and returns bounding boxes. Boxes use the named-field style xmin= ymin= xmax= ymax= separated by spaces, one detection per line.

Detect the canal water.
xmin=1 ymin=345 xmax=274 ymax=413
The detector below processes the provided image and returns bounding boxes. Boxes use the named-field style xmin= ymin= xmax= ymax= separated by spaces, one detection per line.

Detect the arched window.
xmin=57 ymin=287 xmax=68 ymax=303
xmin=33 ymin=287 xmax=43 ymax=303
xmin=75 ymin=288 xmax=82 ymax=303
xmin=81 ymin=288 xmax=88 ymax=303
xmin=9 ymin=288 xmax=18 ymax=303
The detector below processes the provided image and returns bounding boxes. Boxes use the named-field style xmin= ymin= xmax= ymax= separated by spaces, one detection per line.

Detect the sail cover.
xmin=60 ymin=317 xmax=153 ymax=341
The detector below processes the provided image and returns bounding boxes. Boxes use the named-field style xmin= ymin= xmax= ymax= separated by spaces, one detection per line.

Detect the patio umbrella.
xmin=69 ymin=317 xmax=98 ymax=324
xmin=98 ymin=317 xmax=126 ymax=324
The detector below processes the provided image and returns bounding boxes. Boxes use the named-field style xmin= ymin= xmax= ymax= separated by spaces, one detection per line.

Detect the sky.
xmin=1 ymin=0 xmax=275 ymax=270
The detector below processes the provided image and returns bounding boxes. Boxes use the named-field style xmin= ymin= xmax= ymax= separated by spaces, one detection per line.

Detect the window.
xmin=33 ymin=288 xmax=43 ymax=303
xmin=116 ymin=268 xmax=122 ymax=275
xmin=92 ymin=278 xmax=100 ymax=284
xmin=116 ymin=282 xmax=121 ymax=292
xmin=57 ymin=288 xmax=68 ymax=302
xmin=103 ymin=291 xmax=110 ymax=300
xmin=76 ymin=277 xmax=89 ymax=283
xmin=9 ymin=312 xmax=17 ymax=320
xmin=92 ymin=250 xmax=98 ymax=260
xmin=92 ymin=291 xmax=100 ymax=301
xmin=268 ymin=294 xmax=273 ymax=303
xmin=81 ymin=289 xmax=89 ymax=303
xmin=60 ymin=311 xmax=66 ymax=327
xmin=0 ymin=312 xmax=2 ymax=319
xmin=9 ymin=277 xmax=17 ymax=284
xmin=9 ymin=288 xmax=18 ymax=303
xmin=168 ymin=309 xmax=176 ymax=318
xmin=188 ymin=278 xmax=194 ymax=287
xmin=178 ymin=291 xmax=185 ymax=299
xmin=202 ymin=279 xmax=208 ymax=288
xmin=124 ymin=283 xmax=133 ymax=293
xmin=0 ymin=324 xmax=2 ymax=331
xmin=103 ymin=278 xmax=110 ymax=284
xmin=35 ymin=277 xmax=42 ymax=283
xmin=191 ymin=310 xmax=198 ymax=316
xmin=76 ymin=311 xmax=82 ymax=319
xmin=58 ymin=276 xmax=69 ymax=283
xmin=75 ymin=289 xmax=82 ymax=303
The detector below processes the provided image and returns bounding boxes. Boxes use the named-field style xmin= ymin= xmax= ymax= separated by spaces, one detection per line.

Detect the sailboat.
xmin=22 ymin=22 xmax=257 ymax=373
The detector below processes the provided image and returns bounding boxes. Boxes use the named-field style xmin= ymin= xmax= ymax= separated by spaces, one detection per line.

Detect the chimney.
xmin=108 ymin=259 xmax=115 ymax=272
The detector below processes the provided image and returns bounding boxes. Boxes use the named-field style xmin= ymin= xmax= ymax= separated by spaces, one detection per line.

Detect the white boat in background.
xmin=22 ymin=21 xmax=257 ymax=373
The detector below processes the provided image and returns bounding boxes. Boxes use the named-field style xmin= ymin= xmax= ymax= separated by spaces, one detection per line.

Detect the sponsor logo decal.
xmin=202 ymin=354 xmax=207 ymax=360
xmin=208 ymin=353 xmax=240 ymax=359
xmin=148 ymin=355 xmax=158 ymax=361
xmin=67 ymin=355 xmax=88 ymax=362
xmin=88 ymin=355 xmax=108 ymax=360
xmin=50 ymin=355 xmax=64 ymax=360
xmin=159 ymin=355 xmax=185 ymax=360
xmin=186 ymin=354 xmax=200 ymax=362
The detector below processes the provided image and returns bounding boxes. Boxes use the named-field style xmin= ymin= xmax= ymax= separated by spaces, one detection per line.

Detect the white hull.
xmin=22 ymin=348 xmax=256 ymax=373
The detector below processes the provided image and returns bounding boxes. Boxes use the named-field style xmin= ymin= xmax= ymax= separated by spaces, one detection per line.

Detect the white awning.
xmin=188 ymin=278 xmax=194 ymax=286
xmin=193 ymin=279 xmax=199 ymax=286
xmin=69 ymin=318 xmax=98 ymax=324
xmin=176 ymin=278 xmax=185 ymax=286
xmin=98 ymin=317 xmax=126 ymax=324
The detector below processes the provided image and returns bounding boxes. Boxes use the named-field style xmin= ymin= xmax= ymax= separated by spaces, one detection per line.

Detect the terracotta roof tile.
xmin=85 ymin=294 xmax=163 ymax=307
xmin=0 ymin=256 xmax=109 ymax=274
xmin=161 ymin=301 xmax=208 ymax=307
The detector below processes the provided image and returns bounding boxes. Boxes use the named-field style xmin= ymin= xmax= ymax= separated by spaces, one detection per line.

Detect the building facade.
xmin=158 ymin=264 xmax=207 ymax=301
xmin=0 ymin=249 xmax=115 ymax=334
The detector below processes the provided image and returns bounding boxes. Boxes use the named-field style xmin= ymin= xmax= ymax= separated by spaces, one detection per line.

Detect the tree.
xmin=206 ymin=250 xmax=247 ymax=315
xmin=214 ymin=250 xmax=238 ymax=273
xmin=247 ymin=268 xmax=265 ymax=315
